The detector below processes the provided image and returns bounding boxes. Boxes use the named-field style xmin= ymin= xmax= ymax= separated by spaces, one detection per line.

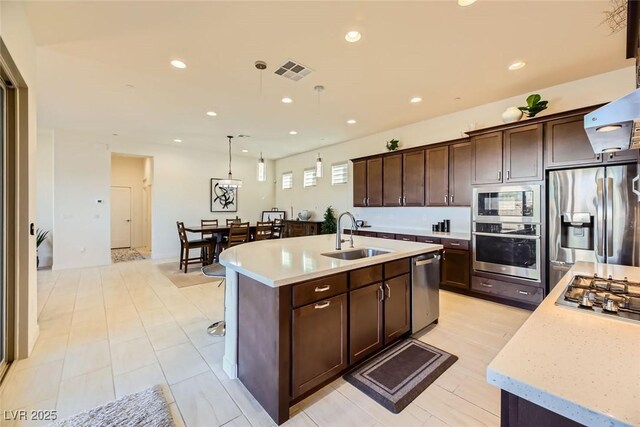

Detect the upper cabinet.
xmin=402 ymin=150 xmax=426 ymax=206
xmin=425 ymin=146 xmax=449 ymax=206
xmin=382 ymin=154 xmax=403 ymax=207
xmin=449 ymin=141 xmax=471 ymax=206
xmin=472 ymin=124 xmax=543 ymax=185
xmin=353 ymin=158 xmax=383 ymax=207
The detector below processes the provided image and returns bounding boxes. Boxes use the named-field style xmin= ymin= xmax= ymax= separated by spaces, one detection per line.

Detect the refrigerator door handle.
xmin=633 ymin=175 xmax=640 ymax=201
xmin=596 ymin=177 xmax=605 ymax=258
xmin=606 ymin=176 xmax=614 ymax=258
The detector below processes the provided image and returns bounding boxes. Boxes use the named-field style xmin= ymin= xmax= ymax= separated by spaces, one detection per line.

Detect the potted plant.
xmin=518 ymin=94 xmax=548 ymax=118
xmin=36 ymin=228 xmax=49 ymax=268
xmin=386 ymin=139 xmax=400 ymax=151
xmin=321 ymin=206 xmax=337 ymax=234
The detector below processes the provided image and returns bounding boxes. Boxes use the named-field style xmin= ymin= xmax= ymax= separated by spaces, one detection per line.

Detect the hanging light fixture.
xmin=315 ymin=153 xmax=323 ymax=178
xmin=257 ymin=152 xmax=266 ymax=182
xmin=218 ymin=135 xmax=243 ymax=188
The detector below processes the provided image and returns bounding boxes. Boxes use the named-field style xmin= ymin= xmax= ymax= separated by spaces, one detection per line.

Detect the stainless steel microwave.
xmin=472 ymin=184 xmax=542 ymax=224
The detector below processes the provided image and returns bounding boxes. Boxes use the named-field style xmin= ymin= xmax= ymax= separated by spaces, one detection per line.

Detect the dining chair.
xmin=226 ymin=218 xmax=241 ymax=226
xmin=176 ymin=221 xmax=214 ymax=273
xmin=227 ymin=222 xmax=250 ymax=248
xmin=201 ymin=219 xmax=219 ymax=261
xmin=255 ymin=221 xmax=273 ymax=241
xmin=272 ymin=218 xmax=284 ymax=239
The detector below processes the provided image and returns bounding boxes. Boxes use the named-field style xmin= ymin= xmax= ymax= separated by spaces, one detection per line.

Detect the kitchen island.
xmin=219 ymin=234 xmax=442 ymax=424
xmin=487 ymin=261 xmax=640 ymax=426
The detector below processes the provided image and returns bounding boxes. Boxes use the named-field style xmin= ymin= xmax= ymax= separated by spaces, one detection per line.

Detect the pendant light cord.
xmin=227 ymin=136 xmax=233 ymax=178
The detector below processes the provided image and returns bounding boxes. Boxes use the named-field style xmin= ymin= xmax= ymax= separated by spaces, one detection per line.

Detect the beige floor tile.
xmin=67 ymin=321 xmax=108 ymax=349
xmin=107 ymin=318 xmax=147 ymax=344
xmin=71 ymin=306 xmax=106 ymax=328
xmin=199 ymin=341 xmax=227 ymax=381
xmin=146 ymin=321 xmax=189 ymax=351
xmin=420 ymin=415 xmax=450 ymax=427
xmin=221 ymin=415 xmax=253 ymax=427
xmin=413 ymin=384 xmax=499 ymax=427
xmin=299 ymin=385 xmax=378 ymax=427
xmin=61 ymin=339 xmax=111 ymax=380
xmin=113 ymin=363 xmax=174 ymax=403
xmin=138 ymin=307 xmax=173 ymax=329
xmin=110 ymin=336 xmax=157 ymax=375
xmin=156 ymin=342 xmax=209 ymax=385
xmin=221 ymin=380 xmax=276 ymax=427
xmin=38 ymin=313 xmax=73 ymax=339
xmin=171 ymin=371 xmax=241 ymax=427
xmin=0 ymin=360 xmax=63 ymax=410
xmin=56 ymin=367 xmax=114 ymax=420
xmin=12 ymin=334 xmax=68 ymax=372
xmin=105 ymin=303 xmax=139 ymax=324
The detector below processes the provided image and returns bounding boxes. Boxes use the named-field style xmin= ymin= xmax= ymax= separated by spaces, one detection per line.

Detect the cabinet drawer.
xmin=384 ymin=258 xmax=410 ymax=279
xmin=377 ymin=232 xmax=395 ymax=240
xmin=349 ymin=265 xmax=383 ymax=290
xmin=293 ymin=273 xmax=348 ymax=307
xmin=416 ymin=236 xmax=441 ymax=244
xmin=395 ymin=234 xmax=417 ymax=242
xmin=357 ymin=230 xmax=378 ymax=238
xmin=442 ymin=239 xmax=469 ymax=250
xmin=471 ymin=276 xmax=543 ymax=305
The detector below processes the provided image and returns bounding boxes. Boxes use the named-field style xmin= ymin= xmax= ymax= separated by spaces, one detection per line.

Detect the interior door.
xmin=111 ymin=186 xmax=132 ymax=248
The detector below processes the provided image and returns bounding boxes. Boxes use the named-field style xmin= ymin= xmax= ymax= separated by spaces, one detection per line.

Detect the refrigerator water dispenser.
xmin=560 ymin=213 xmax=594 ymax=251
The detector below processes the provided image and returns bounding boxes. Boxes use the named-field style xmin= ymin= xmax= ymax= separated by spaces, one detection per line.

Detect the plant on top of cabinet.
xmin=386 ymin=139 xmax=400 ymax=151
xmin=321 ymin=206 xmax=337 ymax=234
xmin=518 ymin=94 xmax=548 ymax=118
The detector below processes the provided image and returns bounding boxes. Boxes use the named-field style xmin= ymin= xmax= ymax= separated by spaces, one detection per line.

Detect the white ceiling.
xmin=25 ymin=1 xmax=632 ymax=159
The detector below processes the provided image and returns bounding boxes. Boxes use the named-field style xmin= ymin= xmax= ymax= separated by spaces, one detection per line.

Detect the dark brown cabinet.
xmin=471 ymin=132 xmax=503 ymax=185
xmin=441 ymin=248 xmax=470 ymax=289
xmin=282 ymin=220 xmax=321 ymax=238
xmin=383 ymin=154 xmax=403 ymax=207
xmin=504 ymin=124 xmax=543 ymax=182
xmin=292 ymin=293 xmax=348 ymax=397
xmin=349 ymin=283 xmax=383 ymax=364
xmin=403 ymin=150 xmax=426 ymax=206
xmin=426 ymin=141 xmax=471 ymax=207
xmin=383 ymin=274 xmax=411 ymax=344
xmin=353 ymin=158 xmax=383 ymax=207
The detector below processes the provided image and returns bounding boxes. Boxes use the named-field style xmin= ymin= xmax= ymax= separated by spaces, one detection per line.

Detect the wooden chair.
xmin=176 ymin=221 xmax=214 ymax=273
xmin=255 ymin=221 xmax=273 ymax=241
xmin=272 ymin=218 xmax=284 ymax=239
xmin=201 ymin=219 xmax=219 ymax=260
xmin=226 ymin=218 xmax=241 ymax=226
xmin=227 ymin=222 xmax=250 ymax=248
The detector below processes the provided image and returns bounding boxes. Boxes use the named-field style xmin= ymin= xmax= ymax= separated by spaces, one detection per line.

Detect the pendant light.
xmin=219 ymin=135 xmax=243 ymax=188
xmin=315 ymin=153 xmax=323 ymax=178
xmin=257 ymin=152 xmax=266 ymax=182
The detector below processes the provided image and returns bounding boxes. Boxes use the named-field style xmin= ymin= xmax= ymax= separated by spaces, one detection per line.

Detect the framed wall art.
xmin=261 ymin=210 xmax=286 ymax=222
xmin=210 ymin=178 xmax=238 ymax=212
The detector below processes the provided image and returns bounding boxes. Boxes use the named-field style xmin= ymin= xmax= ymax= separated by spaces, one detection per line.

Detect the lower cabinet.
xmin=349 ymin=283 xmax=384 ymax=364
xmin=283 ymin=220 xmax=322 ymax=238
xmin=471 ymin=276 xmax=543 ymax=305
xmin=383 ymin=274 xmax=411 ymax=343
xmin=441 ymin=248 xmax=470 ymax=289
xmin=292 ymin=293 xmax=348 ymax=398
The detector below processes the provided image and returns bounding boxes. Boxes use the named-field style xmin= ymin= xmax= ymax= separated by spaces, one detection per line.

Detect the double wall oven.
xmin=472 ymin=185 xmax=542 ymax=282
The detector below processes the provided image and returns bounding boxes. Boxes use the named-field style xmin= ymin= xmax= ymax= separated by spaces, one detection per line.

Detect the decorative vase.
xmin=501 ymin=107 xmax=523 ymax=124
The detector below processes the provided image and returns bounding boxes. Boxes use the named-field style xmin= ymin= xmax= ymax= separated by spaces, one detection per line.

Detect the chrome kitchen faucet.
xmin=336 ymin=211 xmax=357 ymax=250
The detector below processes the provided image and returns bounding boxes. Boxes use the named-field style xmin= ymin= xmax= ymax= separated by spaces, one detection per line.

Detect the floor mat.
xmin=111 ymin=248 xmax=146 ymax=263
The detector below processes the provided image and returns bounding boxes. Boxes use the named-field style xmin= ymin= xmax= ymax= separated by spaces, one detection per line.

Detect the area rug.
xmin=344 ymin=338 xmax=458 ymax=413
xmin=111 ymin=248 xmax=146 ymax=263
xmin=50 ymin=385 xmax=175 ymax=427
xmin=157 ymin=261 xmax=224 ymax=288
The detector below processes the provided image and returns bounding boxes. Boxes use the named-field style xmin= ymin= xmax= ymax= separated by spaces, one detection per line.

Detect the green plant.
xmin=518 ymin=94 xmax=548 ymax=118
xmin=386 ymin=138 xmax=400 ymax=151
xmin=36 ymin=228 xmax=49 ymax=249
xmin=321 ymin=206 xmax=337 ymax=234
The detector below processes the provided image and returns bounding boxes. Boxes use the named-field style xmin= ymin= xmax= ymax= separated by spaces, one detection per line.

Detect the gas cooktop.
xmin=555 ymin=274 xmax=640 ymax=323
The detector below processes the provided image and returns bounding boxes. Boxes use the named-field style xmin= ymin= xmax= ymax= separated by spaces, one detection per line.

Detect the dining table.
xmin=184 ymin=225 xmax=258 ymax=263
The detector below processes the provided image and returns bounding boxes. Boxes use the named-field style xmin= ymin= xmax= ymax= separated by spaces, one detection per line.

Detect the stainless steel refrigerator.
xmin=548 ymin=164 xmax=640 ymax=290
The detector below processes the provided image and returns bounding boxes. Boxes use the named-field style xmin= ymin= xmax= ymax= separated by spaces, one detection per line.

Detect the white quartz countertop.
xmin=487 ymin=261 xmax=640 ymax=427
xmin=219 ymin=234 xmax=442 ymax=287
xmin=355 ymin=226 xmax=471 ymax=241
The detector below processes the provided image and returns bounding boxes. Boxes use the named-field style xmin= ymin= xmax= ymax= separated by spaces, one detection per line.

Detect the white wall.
xmin=111 ymin=155 xmax=146 ymax=249
xmin=275 ymin=66 xmax=637 ymax=233
xmin=52 ymin=130 xmax=276 ymax=269
xmin=1 ymin=0 xmax=39 ymax=354
xmin=36 ymin=130 xmax=54 ymax=266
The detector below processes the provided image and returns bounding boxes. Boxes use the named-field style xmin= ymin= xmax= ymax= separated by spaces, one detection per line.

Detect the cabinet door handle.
xmin=378 ymin=284 xmax=384 ymax=301
xmin=398 ymin=196 xmax=402 ymax=205
xmin=498 ymin=171 xmax=502 ymax=181
xmin=450 ymin=195 xmax=454 ymax=204
xmin=506 ymin=170 xmax=510 ymax=180
xmin=444 ymin=195 xmax=448 ymax=204
xmin=385 ymin=283 xmax=391 ymax=299
xmin=314 ymin=301 xmax=331 ymax=309
xmin=403 ymin=196 xmax=407 ymax=205
xmin=518 ymin=290 xmax=529 ymax=295
xmin=366 ymin=197 xmax=369 ymax=205
xmin=449 ymin=242 xmax=461 ymax=246
xmin=362 ymin=197 xmax=366 ymax=206
xmin=481 ymin=283 xmax=493 ymax=288
xmin=314 ymin=285 xmax=331 ymax=293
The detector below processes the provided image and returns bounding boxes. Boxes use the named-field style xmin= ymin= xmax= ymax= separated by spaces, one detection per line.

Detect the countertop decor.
xmin=321 ymin=205 xmax=337 ymax=234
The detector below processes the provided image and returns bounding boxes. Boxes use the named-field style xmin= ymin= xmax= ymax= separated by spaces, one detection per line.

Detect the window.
xmin=282 ymin=172 xmax=293 ymax=190
xmin=303 ymin=168 xmax=317 ymax=188
xmin=331 ymin=162 xmax=348 ymax=185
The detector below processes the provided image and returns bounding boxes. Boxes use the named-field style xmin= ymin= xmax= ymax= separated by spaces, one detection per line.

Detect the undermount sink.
xmin=321 ymin=248 xmax=391 ymax=260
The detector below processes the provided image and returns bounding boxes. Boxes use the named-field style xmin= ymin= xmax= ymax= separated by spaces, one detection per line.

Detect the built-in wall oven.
xmin=472 ymin=185 xmax=542 ymax=282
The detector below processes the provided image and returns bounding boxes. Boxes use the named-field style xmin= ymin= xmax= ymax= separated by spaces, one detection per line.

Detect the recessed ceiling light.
xmin=173 ymin=139 xmax=182 ymax=143
xmin=410 ymin=97 xmax=423 ymax=103
xmin=345 ymin=31 xmax=362 ymax=43
xmin=508 ymin=61 xmax=526 ymax=71
xmin=289 ymin=131 xmax=298 ymax=135
xmin=206 ymin=111 xmax=217 ymax=117
xmin=347 ymin=119 xmax=357 ymax=124
xmin=281 ymin=97 xmax=293 ymax=104
xmin=170 ymin=60 xmax=186 ymax=69
xmin=458 ymin=0 xmax=477 ymax=6
xmin=242 ymin=149 xmax=249 ymax=153
xmin=454 ymin=97 xmax=462 ymax=101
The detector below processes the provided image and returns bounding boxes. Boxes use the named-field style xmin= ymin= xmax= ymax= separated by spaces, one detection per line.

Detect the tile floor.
xmin=1 ymin=259 xmax=530 ymax=427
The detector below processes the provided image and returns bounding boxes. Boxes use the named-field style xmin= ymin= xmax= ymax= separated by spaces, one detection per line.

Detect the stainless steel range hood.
xmin=584 ymin=88 xmax=640 ymax=153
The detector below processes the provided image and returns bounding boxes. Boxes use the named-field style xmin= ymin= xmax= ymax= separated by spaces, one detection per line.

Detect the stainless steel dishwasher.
xmin=411 ymin=252 xmax=441 ymax=333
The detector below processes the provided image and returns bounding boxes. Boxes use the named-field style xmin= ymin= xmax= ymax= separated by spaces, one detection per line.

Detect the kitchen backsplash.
xmin=351 ymin=206 xmax=471 ymax=233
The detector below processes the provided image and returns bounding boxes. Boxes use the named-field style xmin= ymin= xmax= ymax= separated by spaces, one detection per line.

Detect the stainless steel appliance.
xmin=472 ymin=223 xmax=541 ymax=281
xmin=556 ymin=273 xmax=640 ymax=324
xmin=411 ymin=253 xmax=440 ymax=333
xmin=548 ymin=165 xmax=640 ymax=290
xmin=584 ymin=88 xmax=640 ymax=154
xmin=473 ymin=184 xmax=541 ymax=223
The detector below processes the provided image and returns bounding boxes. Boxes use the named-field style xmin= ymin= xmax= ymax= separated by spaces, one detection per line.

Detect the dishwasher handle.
xmin=414 ymin=254 xmax=441 ymax=266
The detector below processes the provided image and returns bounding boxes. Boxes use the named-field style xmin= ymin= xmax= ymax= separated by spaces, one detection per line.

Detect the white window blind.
xmin=303 ymin=168 xmax=317 ymax=188
xmin=282 ymin=172 xmax=293 ymax=189
xmin=331 ymin=162 xmax=349 ymax=185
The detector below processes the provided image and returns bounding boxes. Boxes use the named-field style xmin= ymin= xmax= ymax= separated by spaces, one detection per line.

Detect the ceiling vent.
xmin=274 ymin=59 xmax=313 ymax=82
